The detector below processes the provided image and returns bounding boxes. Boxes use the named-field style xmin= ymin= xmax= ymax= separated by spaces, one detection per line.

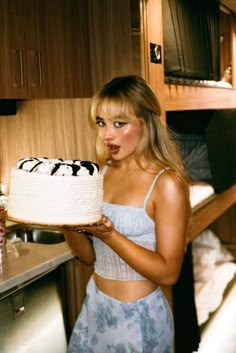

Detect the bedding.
xmin=189 ymin=182 xmax=215 ymax=210
xmin=192 ymin=229 xmax=236 ymax=325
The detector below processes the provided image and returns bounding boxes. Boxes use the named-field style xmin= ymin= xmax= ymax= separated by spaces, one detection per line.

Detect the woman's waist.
xmin=93 ymin=272 xmax=158 ymax=302
xmin=93 ymin=238 xmax=156 ymax=281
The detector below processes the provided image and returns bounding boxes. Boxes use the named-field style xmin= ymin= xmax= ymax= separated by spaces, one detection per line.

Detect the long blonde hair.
xmin=90 ymin=75 xmax=190 ymax=191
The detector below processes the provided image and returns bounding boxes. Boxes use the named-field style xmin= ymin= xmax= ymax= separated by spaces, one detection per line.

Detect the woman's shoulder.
xmin=153 ymin=167 xmax=189 ymax=202
xmin=146 ymin=166 xmax=191 ymax=220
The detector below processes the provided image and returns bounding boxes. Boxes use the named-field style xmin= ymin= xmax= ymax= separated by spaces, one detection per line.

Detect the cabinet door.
xmin=65 ymin=258 xmax=93 ymax=330
xmin=23 ymin=0 xmax=47 ymax=98
xmin=24 ymin=0 xmax=92 ymax=98
xmin=87 ymin=0 xmax=134 ymax=93
xmin=0 ymin=0 xmax=28 ymax=98
xmin=0 ymin=0 xmax=92 ymax=99
xmin=1 ymin=0 xmax=135 ymax=99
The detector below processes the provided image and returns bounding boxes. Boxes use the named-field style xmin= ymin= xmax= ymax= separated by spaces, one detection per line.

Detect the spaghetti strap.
xmin=102 ymin=165 xmax=109 ymax=175
xmin=143 ymin=168 xmax=171 ymax=209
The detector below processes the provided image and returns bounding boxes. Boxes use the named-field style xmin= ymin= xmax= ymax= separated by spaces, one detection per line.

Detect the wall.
xmin=0 ymin=99 xmax=97 ymax=189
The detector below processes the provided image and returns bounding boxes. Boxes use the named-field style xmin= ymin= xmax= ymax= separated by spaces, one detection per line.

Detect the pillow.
xmin=174 ymin=133 xmax=212 ymax=182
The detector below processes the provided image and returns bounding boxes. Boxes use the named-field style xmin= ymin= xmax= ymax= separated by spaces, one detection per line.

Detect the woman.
xmin=64 ymin=75 xmax=191 ymax=353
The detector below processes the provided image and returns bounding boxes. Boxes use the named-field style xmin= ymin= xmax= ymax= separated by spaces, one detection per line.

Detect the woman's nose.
xmin=102 ymin=125 xmax=114 ymax=140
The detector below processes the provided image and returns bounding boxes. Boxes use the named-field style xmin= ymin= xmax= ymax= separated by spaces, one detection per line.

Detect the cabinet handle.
xmin=12 ymin=290 xmax=25 ymax=319
xmin=29 ymin=50 xmax=43 ymax=87
xmin=11 ymin=49 xmax=24 ymax=87
xmin=36 ymin=50 xmax=42 ymax=87
xmin=14 ymin=305 xmax=25 ymax=317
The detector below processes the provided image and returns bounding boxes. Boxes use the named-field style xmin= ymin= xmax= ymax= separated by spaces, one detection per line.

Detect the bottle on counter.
xmin=0 ymin=183 xmax=8 ymax=248
xmin=0 ymin=183 xmax=8 ymax=212
xmin=0 ymin=207 xmax=6 ymax=248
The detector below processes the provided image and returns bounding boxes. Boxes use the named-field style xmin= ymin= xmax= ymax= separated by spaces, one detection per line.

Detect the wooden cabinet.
xmin=0 ymin=0 xmax=92 ymax=98
xmin=0 ymin=0 xmax=88 ymax=98
xmin=65 ymin=258 xmax=93 ymax=331
xmin=138 ymin=0 xmax=236 ymax=113
xmin=0 ymin=1 xmax=27 ymax=98
xmin=87 ymin=0 xmax=137 ymax=93
xmin=0 ymin=0 xmax=137 ymax=99
xmin=24 ymin=0 xmax=92 ymax=98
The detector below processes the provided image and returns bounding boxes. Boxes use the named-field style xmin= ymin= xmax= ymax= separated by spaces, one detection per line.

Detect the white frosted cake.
xmin=7 ymin=157 xmax=103 ymax=225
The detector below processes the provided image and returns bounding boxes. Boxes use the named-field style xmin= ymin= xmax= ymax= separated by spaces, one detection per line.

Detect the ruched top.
xmin=93 ymin=166 xmax=170 ymax=281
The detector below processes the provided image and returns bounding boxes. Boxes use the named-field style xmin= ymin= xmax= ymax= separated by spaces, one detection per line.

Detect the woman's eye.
xmin=114 ymin=121 xmax=127 ymax=128
xmin=96 ymin=120 xmax=105 ymax=127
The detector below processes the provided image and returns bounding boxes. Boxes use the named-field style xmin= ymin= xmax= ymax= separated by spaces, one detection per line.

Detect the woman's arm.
xmin=63 ymin=228 xmax=96 ymax=265
xmin=61 ymin=162 xmax=106 ymax=266
xmin=76 ymin=172 xmax=190 ymax=286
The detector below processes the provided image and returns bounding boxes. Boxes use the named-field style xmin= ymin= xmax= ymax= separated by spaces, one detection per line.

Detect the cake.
xmin=7 ymin=157 xmax=103 ymax=225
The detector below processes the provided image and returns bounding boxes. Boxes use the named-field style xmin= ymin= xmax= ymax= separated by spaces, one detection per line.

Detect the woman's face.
xmin=96 ymin=105 xmax=142 ymax=162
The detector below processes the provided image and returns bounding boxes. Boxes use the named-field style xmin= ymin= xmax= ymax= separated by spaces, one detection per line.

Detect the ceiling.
xmin=221 ymin=0 xmax=236 ymax=13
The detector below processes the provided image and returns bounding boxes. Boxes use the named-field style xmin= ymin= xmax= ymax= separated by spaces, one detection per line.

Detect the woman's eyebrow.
xmin=96 ymin=116 xmax=103 ymax=121
xmin=96 ymin=115 xmax=128 ymax=122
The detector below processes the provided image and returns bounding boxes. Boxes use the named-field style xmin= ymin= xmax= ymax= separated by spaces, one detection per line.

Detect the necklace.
xmin=119 ymin=166 xmax=140 ymax=173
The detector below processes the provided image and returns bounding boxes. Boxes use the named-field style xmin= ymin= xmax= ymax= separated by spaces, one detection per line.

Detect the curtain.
xmin=163 ymin=0 xmax=220 ymax=81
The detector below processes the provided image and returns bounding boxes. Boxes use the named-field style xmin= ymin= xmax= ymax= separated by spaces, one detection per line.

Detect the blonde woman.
xmin=64 ymin=75 xmax=191 ymax=353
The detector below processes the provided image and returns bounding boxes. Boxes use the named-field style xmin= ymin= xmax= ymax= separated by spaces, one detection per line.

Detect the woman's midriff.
xmin=93 ymin=272 xmax=158 ymax=302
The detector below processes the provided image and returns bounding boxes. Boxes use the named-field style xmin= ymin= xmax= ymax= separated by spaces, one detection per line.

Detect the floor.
xmin=194 ymin=281 xmax=236 ymax=353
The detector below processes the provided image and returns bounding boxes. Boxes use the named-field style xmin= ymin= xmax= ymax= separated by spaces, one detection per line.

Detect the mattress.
xmin=189 ymin=182 xmax=215 ymax=210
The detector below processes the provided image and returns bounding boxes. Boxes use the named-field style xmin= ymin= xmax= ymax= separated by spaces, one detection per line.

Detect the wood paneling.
xmin=0 ymin=98 xmax=96 ymax=189
xmin=143 ymin=0 xmax=166 ymax=121
xmin=187 ymin=184 xmax=236 ymax=242
xmin=210 ymin=204 xmax=236 ymax=245
xmin=165 ymin=84 xmax=236 ymax=111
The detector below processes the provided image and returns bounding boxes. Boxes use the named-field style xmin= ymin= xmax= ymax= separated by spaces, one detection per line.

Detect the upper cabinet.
xmin=162 ymin=1 xmax=236 ymax=111
xmin=86 ymin=0 xmax=138 ymax=93
xmin=0 ymin=0 xmax=135 ymax=99
xmin=136 ymin=0 xmax=236 ymax=114
xmin=0 ymin=0 xmax=92 ymax=98
xmin=0 ymin=0 xmax=26 ymax=98
xmin=23 ymin=0 xmax=93 ymax=98
xmin=1 ymin=0 xmax=235 ymax=106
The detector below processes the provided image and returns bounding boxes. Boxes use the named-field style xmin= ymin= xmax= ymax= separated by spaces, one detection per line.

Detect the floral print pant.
xmin=67 ymin=277 xmax=174 ymax=353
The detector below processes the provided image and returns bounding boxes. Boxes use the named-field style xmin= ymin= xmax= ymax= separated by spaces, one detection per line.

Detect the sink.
xmin=7 ymin=227 xmax=65 ymax=244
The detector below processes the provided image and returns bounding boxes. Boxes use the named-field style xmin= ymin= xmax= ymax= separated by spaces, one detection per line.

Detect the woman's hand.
xmin=72 ymin=215 xmax=115 ymax=241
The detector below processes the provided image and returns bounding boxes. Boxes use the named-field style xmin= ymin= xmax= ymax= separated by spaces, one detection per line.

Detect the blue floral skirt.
xmin=67 ymin=276 xmax=174 ymax=353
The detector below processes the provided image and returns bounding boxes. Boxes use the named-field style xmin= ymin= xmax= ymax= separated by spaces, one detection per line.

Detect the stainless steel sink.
xmin=7 ymin=227 xmax=65 ymax=244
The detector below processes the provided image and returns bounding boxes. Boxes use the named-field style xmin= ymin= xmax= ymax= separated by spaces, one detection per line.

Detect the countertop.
xmin=0 ymin=221 xmax=74 ymax=294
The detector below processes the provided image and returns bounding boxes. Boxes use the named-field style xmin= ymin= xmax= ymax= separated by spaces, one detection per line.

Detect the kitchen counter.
xmin=0 ymin=221 xmax=74 ymax=294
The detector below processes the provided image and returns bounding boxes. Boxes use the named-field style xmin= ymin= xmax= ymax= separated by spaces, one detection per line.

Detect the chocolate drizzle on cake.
xmin=17 ymin=157 xmax=99 ymax=176
xmin=80 ymin=161 xmax=99 ymax=175
xmin=29 ymin=161 xmax=43 ymax=172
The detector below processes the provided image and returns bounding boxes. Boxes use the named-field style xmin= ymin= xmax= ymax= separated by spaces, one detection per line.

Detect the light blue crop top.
xmin=93 ymin=166 xmax=170 ymax=281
